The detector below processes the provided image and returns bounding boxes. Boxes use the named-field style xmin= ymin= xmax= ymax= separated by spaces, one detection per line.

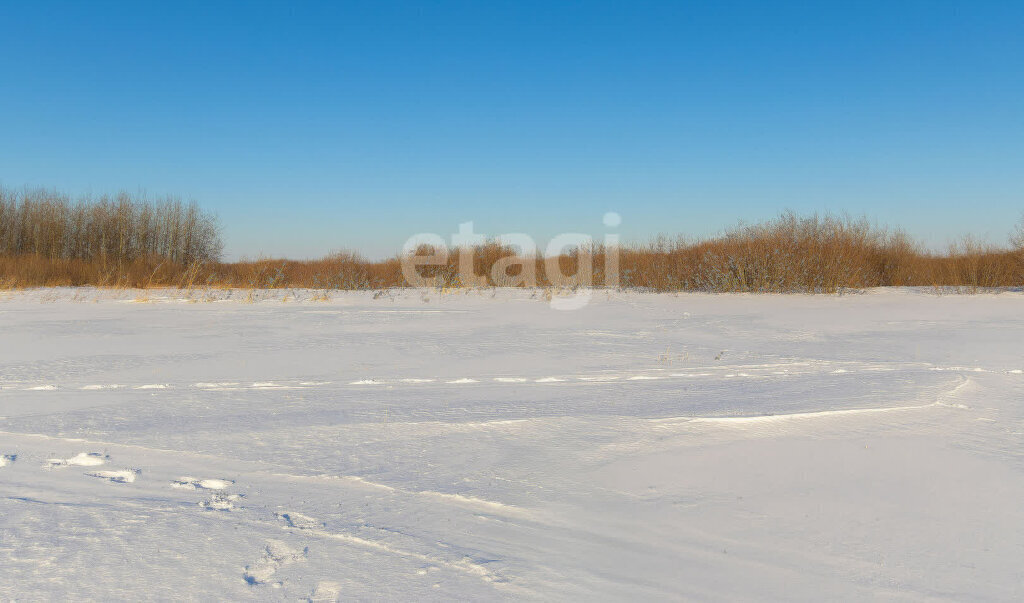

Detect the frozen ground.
xmin=1 ymin=287 xmax=1023 ymax=600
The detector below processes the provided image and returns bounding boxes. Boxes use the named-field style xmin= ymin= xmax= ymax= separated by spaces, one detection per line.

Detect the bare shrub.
xmin=2 ymin=195 xmax=1022 ymax=292
xmin=0 ymin=187 xmax=222 ymax=266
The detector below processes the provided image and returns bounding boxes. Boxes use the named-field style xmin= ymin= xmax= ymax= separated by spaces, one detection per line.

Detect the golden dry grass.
xmin=1 ymin=190 xmax=1022 ymax=293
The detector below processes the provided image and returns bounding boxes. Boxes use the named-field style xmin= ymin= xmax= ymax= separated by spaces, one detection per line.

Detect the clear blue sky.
xmin=2 ymin=1 xmax=1022 ymax=259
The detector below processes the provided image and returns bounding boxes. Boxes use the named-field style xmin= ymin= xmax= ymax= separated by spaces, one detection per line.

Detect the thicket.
xmin=2 ymin=189 xmax=1022 ymax=293
xmin=0 ymin=188 xmax=222 ymax=266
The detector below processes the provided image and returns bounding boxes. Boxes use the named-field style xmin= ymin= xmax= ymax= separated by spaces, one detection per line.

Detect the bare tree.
xmin=0 ymin=187 xmax=222 ymax=264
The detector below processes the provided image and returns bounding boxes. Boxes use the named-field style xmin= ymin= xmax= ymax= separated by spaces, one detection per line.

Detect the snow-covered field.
xmin=1 ymin=287 xmax=1023 ymax=600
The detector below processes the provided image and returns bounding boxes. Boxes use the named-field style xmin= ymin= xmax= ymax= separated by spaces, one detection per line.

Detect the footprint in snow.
xmin=45 ymin=452 xmax=108 ymax=468
xmin=277 ymin=511 xmax=324 ymax=530
xmin=86 ymin=469 xmax=140 ymax=484
xmin=171 ymin=477 xmax=234 ymax=491
xmin=243 ymin=539 xmax=307 ymax=586
xmin=308 ymin=580 xmax=343 ymax=601
xmin=199 ymin=492 xmax=242 ymax=511
xmin=171 ymin=476 xmax=240 ymax=510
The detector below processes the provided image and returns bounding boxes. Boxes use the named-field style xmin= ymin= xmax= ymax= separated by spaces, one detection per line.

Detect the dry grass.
xmin=1 ymin=193 xmax=1022 ymax=293
xmin=614 ymin=213 xmax=1023 ymax=292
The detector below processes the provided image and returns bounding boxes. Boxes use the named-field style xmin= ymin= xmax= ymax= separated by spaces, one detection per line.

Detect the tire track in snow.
xmin=2 ymin=434 xmax=511 ymax=590
xmin=651 ymin=375 xmax=973 ymax=428
xmin=269 ymin=511 xmax=521 ymax=591
xmin=267 ymin=472 xmax=533 ymax=520
xmin=8 ymin=359 xmax=1014 ymax=393
xmin=0 ymin=429 xmax=532 ymax=522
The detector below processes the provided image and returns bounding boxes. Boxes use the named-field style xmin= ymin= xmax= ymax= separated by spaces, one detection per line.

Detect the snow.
xmin=45 ymin=452 xmax=108 ymax=468
xmin=1 ymin=287 xmax=1024 ymax=599
xmin=85 ymin=469 xmax=140 ymax=484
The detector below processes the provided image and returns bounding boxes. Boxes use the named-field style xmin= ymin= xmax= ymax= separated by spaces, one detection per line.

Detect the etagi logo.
xmin=400 ymin=212 xmax=622 ymax=310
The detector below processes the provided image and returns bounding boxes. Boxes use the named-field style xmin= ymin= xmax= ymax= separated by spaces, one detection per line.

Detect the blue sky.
xmin=1 ymin=1 xmax=1022 ymax=259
